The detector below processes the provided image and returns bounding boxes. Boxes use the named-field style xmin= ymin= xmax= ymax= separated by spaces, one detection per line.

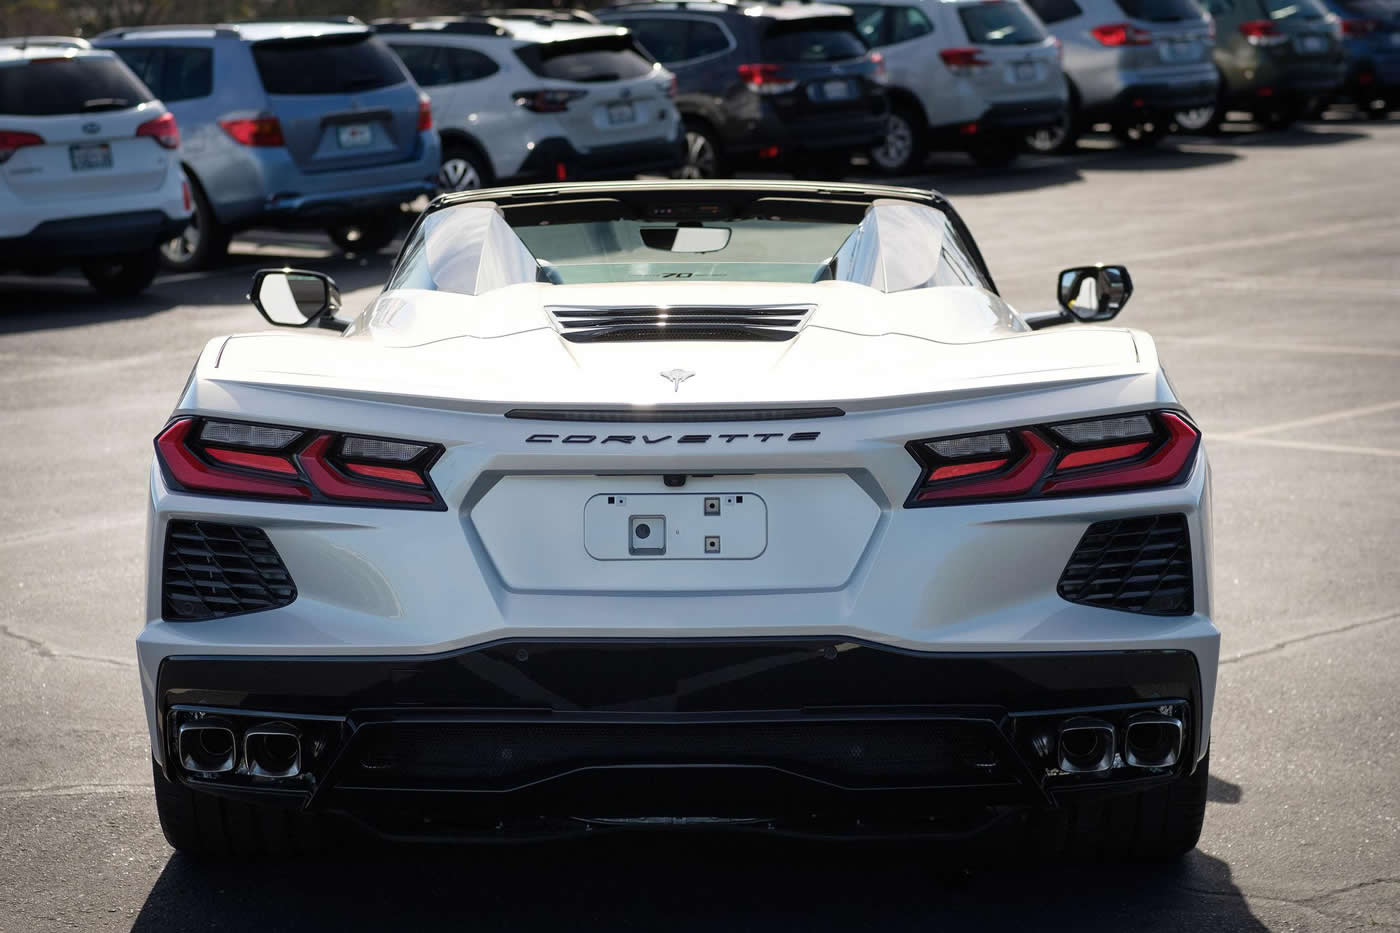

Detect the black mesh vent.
xmin=1057 ymin=514 xmax=1192 ymax=616
xmin=162 ymin=521 xmax=296 ymax=621
xmin=550 ymin=306 xmax=809 ymax=343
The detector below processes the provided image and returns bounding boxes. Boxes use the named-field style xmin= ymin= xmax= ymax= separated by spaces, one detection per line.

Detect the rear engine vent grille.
xmin=1057 ymin=514 xmax=1192 ymax=616
xmin=549 ymin=306 xmax=810 ymax=343
xmin=162 ymin=521 xmax=296 ymax=621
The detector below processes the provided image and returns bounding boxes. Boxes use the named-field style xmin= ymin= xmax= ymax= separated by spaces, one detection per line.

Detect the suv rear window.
xmin=1261 ymin=0 xmax=1329 ymax=18
xmin=761 ymin=18 xmax=868 ymax=62
xmin=111 ymin=46 xmax=213 ymax=102
xmin=516 ymin=35 xmax=655 ymax=82
xmin=252 ymin=34 xmax=405 ymax=95
xmin=956 ymin=2 xmax=1048 ymax=44
xmin=1114 ymin=0 xmax=1206 ymax=21
xmin=0 ymin=56 xmax=153 ymax=116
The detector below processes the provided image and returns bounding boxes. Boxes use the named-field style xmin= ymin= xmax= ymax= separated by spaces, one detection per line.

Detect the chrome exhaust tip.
xmin=243 ymin=723 xmax=301 ymax=778
xmin=177 ymin=721 xmax=237 ymax=774
xmin=1124 ymin=713 xmax=1184 ymax=769
xmin=1057 ymin=717 xmax=1115 ymax=773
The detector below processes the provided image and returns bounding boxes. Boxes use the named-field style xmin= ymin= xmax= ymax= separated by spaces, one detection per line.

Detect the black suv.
xmin=596 ymin=1 xmax=889 ymax=177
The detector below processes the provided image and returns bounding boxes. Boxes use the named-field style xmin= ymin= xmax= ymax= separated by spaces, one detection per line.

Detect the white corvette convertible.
xmin=143 ymin=180 xmax=1215 ymax=858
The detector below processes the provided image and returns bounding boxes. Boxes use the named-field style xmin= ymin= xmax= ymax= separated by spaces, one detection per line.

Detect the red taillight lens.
xmin=136 ymin=111 xmax=180 ymax=149
xmin=1340 ymin=18 xmax=1378 ymax=35
xmin=870 ymin=51 xmax=888 ymax=83
xmin=513 ymin=89 xmax=586 ymax=113
xmin=1239 ymin=19 xmax=1286 ymax=44
xmin=905 ymin=411 xmax=1200 ymax=507
xmin=939 ymin=47 xmax=991 ymax=71
xmin=417 ymin=93 xmax=433 ymax=131
xmin=0 ymin=129 xmax=43 ymax=164
xmin=1090 ymin=23 xmax=1154 ymax=46
xmin=667 ymin=75 xmax=678 ymax=99
xmin=154 ymin=417 xmax=444 ymax=509
xmin=219 ymin=117 xmax=285 ymax=147
xmin=737 ymin=63 xmax=798 ymax=94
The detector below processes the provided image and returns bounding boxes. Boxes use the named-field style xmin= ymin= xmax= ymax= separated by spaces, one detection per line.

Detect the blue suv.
xmin=1317 ymin=0 xmax=1400 ymax=116
xmin=96 ymin=19 xmax=440 ymax=270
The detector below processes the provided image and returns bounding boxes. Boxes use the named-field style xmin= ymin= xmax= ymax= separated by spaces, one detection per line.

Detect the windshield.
xmin=386 ymin=195 xmax=989 ymax=297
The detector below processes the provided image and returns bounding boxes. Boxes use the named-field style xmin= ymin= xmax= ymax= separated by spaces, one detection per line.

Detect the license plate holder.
xmin=69 ymin=142 xmax=112 ymax=171
xmin=606 ymin=102 xmax=636 ymax=125
xmin=336 ymin=123 xmax=373 ymax=148
xmin=1296 ymin=35 xmax=1329 ymax=54
xmin=583 ymin=492 xmax=767 ymax=560
xmin=822 ymin=79 xmax=853 ymax=100
xmin=1159 ymin=39 xmax=1200 ymax=63
xmin=1012 ymin=62 xmax=1037 ymax=82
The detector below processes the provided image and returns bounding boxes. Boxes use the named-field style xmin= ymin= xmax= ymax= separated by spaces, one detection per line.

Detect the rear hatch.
xmin=512 ymin=33 xmax=673 ymax=150
xmin=752 ymin=16 xmax=885 ymax=126
xmin=1254 ymin=0 xmax=1345 ymax=62
xmin=0 ymin=53 xmax=169 ymax=202
xmin=1105 ymin=0 xmax=1215 ymax=74
xmin=951 ymin=1 xmax=1062 ymax=104
xmin=250 ymin=31 xmax=422 ymax=173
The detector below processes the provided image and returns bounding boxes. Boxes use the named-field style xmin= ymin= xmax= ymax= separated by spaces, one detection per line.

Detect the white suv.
xmin=375 ymin=16 xmax=684 ymax=191
xmin=847 ymin=0 xmax=1069 ymax=171
xmin=0 ymin=39 xmax=190 ymax=296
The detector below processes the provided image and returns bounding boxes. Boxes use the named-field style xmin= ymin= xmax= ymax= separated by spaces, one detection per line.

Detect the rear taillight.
xmin=870 ymin=51 xmax=889 ymax=84
xmin=1090 ymin=23 xmax=1154 ymax=46
xmin=154 ymin=417 xmax=445 ymax=509
xmin=0 ymin=129 xmax=43 ymax=164
xmin=219 ymin=117 xmax=284 ymax=147
xmin=666 ymin=75 xmax=678 ymax=99
xmin=417 ymin=92 xmax=433 ymax=131
xmin=938 ymin=48 xmax=991 ymax=74
xmin=1239 ymin=19 xmax=1286 ymax=45
xmin=904 ymin=411 xmax=1200 ymax=507
xmin=136 ymin=111 xmax=180 ymax=149
xmin=1340 ymin=18 xmax=1378 ymax=35
xmin=737 ymin=63 xmax=798 ymax=94
xmin=513 ymin=89 xmax=586 ymax=113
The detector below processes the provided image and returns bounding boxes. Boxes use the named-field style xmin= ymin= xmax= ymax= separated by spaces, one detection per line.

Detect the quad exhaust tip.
xmin=1057 ymin=717 xmax=1115 ymax=774
xmin=1124 ymin=713 xmax=1184 ymax=769
xmin=243 ymin=723 xmax=302 ymax=779
xmin=177 ymin=721 xmax=237 ymax=774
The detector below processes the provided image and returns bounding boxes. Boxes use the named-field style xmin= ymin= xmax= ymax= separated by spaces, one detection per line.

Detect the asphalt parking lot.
xmin=2 ymin=117 xmax=1398 ymax=932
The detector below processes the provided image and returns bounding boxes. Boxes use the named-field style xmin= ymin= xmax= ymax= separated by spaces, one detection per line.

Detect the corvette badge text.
xmin=525 ymin=432 xmax=821 ymax=445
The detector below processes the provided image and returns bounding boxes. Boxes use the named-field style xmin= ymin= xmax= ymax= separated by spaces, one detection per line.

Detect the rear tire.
xmin=1259 ymin=99 xmax=1303 ymax=130
xmin=1033 ymin=751 xmax=1210 ymax=860
xmin=1112 ymin=115 xmax=1171 ymax=148
xmin=437 ymin=142 xmax=491 ymax=194
xmin=159 ymin=176 xmax=229 ymax=272
xmin=80 ymin=250 xmax=160 ymax=298
xmin=326 ymin=210 xmax=401 ymax=255
xmin=152 ymin=759 xmax=330 ymax=859
xmin=869 ymin=104 xmax=925 ymax=175
xmin=676 ymin=122 xmax=725 ymax=179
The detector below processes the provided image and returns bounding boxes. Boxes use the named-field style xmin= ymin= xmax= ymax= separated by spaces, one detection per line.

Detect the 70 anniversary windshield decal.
xmin=526 ymin=432 xmax=820 ymax=445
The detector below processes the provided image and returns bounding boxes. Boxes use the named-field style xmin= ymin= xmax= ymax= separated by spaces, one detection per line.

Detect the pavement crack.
xmin=1221 ymin=610 xmax=1400 ymax=666
xmin=0 ymin=624 xmax=134 ymax=668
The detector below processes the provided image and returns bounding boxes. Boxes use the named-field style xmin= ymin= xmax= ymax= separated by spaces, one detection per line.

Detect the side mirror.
xmin=249 ymin=269 xmax=344 ymax=330
xmin=1057 ymin=264 xmax=1133 ymax=322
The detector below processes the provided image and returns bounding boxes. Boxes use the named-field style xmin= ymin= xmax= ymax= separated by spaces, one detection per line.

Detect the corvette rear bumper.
xmin=155 ymin=639 xmax=1206 ymax=840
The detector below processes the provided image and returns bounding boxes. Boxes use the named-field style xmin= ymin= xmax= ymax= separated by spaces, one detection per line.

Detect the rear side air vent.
xmin=162 ymin=521 xmax=296 ymax=621
xmin=1057 ymin=514 xmax=1193 ymax=616
xmin=549 ymin=306 xmax=811 ymax=342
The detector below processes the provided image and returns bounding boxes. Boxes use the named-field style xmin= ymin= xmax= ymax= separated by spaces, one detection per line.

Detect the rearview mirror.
xmin=1057 ymin=264 xmax=1132 ymax=322
xmin=249 ymin=269 xmax=342 ymax=329
xmin=640 ymin=225 xmax=732 ymax=253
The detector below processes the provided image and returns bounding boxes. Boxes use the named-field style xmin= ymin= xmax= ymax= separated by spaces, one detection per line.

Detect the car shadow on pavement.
xmin=889 ymin=159 xmax=1086 ymax=197
xmin=1069 ymin=144 xmax=1240 ymax=173
xmin=129 ymin=835 xmax=1270 ymax=932
xmin=1188 ymin=126 xmax=1369 ymax=148
xmin=0 ymin=283 xmax=179 ymax=333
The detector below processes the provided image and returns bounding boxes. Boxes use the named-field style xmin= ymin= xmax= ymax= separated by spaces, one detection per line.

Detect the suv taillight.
xmin=1340 ymin=18 xmax=1378 ymax=35
xmin=417 ymin=92 xmax=433 ymax=131
xmin=219 ymin=117 xmax=285 ymax=147
xmin=513 ymin=89 xmax=587 ymax=113
xmin=737 ymin=63 xmax=798 ymax=94
xmin=136 ymin=111 xmax=180 ymax=149
xmin=938 ymin=48 xmax=991 ymax=73
xmin=1090 ymin=23 xmax=1154 ymax=46
xmin=155 ymin=417 xmax=446 ymax=509
xmin=904 ymin=411 xmax=1200 ymax=507
xmin=1239 ymin=19 xmax=1286 ymax=45
xmin=0 ymin=129 xmax=43 ymax=163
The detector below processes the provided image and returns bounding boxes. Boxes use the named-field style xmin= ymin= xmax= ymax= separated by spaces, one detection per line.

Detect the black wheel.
xmin=326 ymin=210 xmax=401 ymax=255
xmin=1174 ymin=102 xmax=1223 ymax=135
xmin=675 ymin=122 xmax=724 ymax=179
xmin=869 ymin=104 xmax=925 ymax=175
xmin=968 ymin=138 xmax=1019 ymax=168
xmin=1112 ymin=115 xmax=1171 ymax=148
xmin=152 ymin=759 xmax=332 ymax=859
xmin=80 ymin=250 xmax=160 ymax=298
xmin=1365 ymin=99 xmax=1390 ymax=120
xmin=159 ymin=174 xmax=229 ymax=272
xmin=1032 ymin=752 xmax=1210 ymax=861
xmin=1024 ymin=107 xmax=1080 ymax=155
xmin=1259 ymin=99 xmax=1303 ymax=130
xmin=437 ymin=142 xmax=491 ymax=194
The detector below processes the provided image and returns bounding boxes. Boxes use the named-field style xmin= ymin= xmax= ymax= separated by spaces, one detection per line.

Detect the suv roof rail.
xmin=483 ymin=8 xmax=603 ymax=24
xmin=371 ymin=16 xmax=511 ymax=37
xmin=95 ymin=24 xmax=242 ymax=39
xmin=0 ymin=35 xmax=92 ymax=50
xmin=229 ymin=16 xmax=367 ymax=26
xmin=596 ymin=0 xmax=741 ymax=11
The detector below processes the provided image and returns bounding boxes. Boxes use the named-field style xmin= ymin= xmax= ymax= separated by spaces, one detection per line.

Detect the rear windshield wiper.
xmin=81 ymin=97 xmax=130 ymax=112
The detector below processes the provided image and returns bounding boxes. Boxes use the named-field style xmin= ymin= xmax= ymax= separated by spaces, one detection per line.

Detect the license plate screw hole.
xmin=704 ymin=497 xmax=721 ymax=515
xmin=704 ymin=535 xmax=721 ymax=553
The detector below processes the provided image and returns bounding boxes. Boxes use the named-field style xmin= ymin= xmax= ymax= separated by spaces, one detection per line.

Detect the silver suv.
xmin=848 ymin=0 xmax=1068 ymax=172
xmin=376 ymin=15 xmax=683 ymax=191
xmin=1023 ymin=0 xmax=1217 ymax=150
